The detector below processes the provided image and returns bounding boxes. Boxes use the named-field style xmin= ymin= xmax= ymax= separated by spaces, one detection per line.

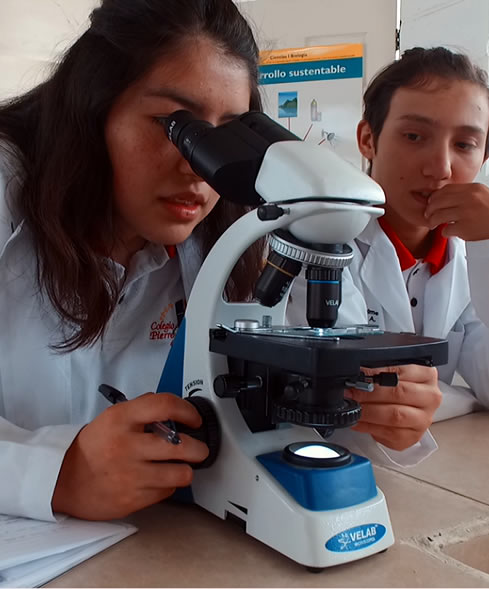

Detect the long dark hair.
xmin=0 ymin=0 xmax=264 ymax=350
xmin=363 ymin=46 xmax=489 ymax=154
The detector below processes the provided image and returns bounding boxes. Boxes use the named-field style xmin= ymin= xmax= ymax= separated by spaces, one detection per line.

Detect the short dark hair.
xmin=0 ymin=0 xmax=263 ymax=350
xmin=363 ymin=46 xmax=489 ymax=154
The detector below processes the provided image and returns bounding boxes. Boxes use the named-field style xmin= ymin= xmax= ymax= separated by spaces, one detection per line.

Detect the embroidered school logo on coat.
xmin=149 ymin=303 xmax=176 ymax=340
xmin=148 ymin=300 xmax=186 ymax=341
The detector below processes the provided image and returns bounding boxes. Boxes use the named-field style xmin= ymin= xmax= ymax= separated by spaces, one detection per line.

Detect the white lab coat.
xmin=343 ymin=218 xmax=489 ymax=418
xmin=287 ymin=216 xmax=489 ymax=466
xmin=0 ymin=150 xmax=205 ymax=520
xmin=466 ymin=239 xmax=489 ymax=329
xmin=0 ymin=150 xmax=448 ymax=522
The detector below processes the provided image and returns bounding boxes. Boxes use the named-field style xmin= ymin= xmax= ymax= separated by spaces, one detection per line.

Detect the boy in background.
xmin=349 ymin=46 xmax=489 ymax=444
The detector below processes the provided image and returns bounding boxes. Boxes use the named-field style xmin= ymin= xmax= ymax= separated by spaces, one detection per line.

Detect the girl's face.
xmin=105 ymin=37 xmax=252 ymax=263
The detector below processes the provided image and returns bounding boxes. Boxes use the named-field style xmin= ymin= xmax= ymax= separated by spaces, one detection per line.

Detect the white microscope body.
xmin=159 ymin=111 xmax=447 ymax=569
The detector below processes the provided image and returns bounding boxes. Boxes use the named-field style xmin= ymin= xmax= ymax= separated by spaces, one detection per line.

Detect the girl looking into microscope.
xmin=0 ymin=0 xmax=441 ymax=523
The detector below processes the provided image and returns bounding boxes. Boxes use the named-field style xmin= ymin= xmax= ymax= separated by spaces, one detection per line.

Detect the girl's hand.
xmin=52 ymin=393 xmax=209 ymax=520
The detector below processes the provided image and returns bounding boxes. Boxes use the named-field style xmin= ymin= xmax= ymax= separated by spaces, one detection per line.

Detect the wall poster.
xmin=259 ymin=44 xmax=364 ymax=167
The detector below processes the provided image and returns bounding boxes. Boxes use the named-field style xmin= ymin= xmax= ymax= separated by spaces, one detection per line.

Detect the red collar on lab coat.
xmin=378 ymin=217 xmax=448 ymax=275
xmin=165 ymin=245 xmax=177 ymax=259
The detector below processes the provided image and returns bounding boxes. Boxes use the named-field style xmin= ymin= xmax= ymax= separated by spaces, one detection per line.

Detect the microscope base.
xmin=191 ymin=448 xmax=394 ymax=569
xmin=250 ymin=489 xmax=393 ymax=569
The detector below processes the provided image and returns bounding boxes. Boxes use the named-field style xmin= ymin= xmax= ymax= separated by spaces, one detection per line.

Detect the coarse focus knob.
xmin=176 ymin=396 xmax=220 ymax=469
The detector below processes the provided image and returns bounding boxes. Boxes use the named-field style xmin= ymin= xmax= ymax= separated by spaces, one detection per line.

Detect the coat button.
xmin=410 ymin=297 xmax=418 ymax=307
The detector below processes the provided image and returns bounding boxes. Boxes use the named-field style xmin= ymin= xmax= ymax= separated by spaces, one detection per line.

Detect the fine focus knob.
xmin=176 ymin=396 xmax=221 ymax=469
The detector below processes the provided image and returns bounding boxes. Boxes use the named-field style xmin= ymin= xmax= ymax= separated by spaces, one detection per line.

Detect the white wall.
xmin=401 ymin=0 xmax=489 ymax=71
xmin=0 ymin=0 xmax=99 ymax=99
xmin=3 ymin=1 xmax=489 ymax=98
xmin=400 ymin=0 xmax=489 ymax=184
xmin=0 ymin=0 xmax=397 ymax=103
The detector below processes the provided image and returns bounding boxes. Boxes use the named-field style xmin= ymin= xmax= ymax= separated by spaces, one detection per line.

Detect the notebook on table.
xmin=0 ymin=514 xmax=137 ymax=588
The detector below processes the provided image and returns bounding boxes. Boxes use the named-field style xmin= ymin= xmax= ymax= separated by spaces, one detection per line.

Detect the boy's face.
xmin=357 ymin=78 xmax=489 ymax=234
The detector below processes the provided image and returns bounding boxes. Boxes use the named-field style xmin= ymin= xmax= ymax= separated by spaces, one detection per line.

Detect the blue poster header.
xmin=259 ymin=57 xmax=362 ymax=85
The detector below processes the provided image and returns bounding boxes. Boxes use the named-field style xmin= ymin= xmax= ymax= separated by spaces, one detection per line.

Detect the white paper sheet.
xmin=0 ymin=515 xmax=137 ymax=588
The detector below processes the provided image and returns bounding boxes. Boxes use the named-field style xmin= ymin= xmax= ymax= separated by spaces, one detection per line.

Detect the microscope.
xmin=157 ymin=110 xmax=448 ymax=570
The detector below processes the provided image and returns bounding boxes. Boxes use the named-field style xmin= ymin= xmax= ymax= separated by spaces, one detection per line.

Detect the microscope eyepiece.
xmin=162 ymin=109 xmax=300 ymax=206
xmin=164 ymin=110 xmax=214 ymax=162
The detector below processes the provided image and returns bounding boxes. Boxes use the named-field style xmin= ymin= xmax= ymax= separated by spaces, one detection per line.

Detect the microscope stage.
xmin=209 ymin=328 xmax=448 ymax=378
